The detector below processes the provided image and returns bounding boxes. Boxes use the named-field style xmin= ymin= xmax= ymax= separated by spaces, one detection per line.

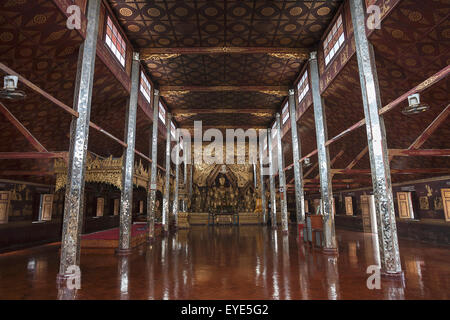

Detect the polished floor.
xmin=0 ymin=226 xmax=449 ymax=300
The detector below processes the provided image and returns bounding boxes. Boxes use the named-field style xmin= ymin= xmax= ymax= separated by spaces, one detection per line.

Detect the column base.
xmin=115 ymin=248 xmax=133 ymax=256
xmin=322 ymin=247 xmax=339 ymax=255
xmin=381 ymin=270 xmax=405 ymax=281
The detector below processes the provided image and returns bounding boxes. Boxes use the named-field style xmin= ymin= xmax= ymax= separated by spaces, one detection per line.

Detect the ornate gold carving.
xmin=54 ymin=154 xmax=152 ymax=192
xmin=260 ymin=90 xmax=287 ymax=97
xmin=268 ymin=52 xmax=308 ymax=60
xmin=419 ymin=196 xmax=429 ymax=210
xmin=161 ymin=90 xmax=190 ymax=96
xmin=142 ymin=53 xmax=181 ymax=61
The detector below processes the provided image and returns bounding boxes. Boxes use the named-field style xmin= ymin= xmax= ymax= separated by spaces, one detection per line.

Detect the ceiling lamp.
xmin=0 ymin=75 xmax=26 ymax=100
xmin=303 ymin=157 xmax=312 ymax=168
xmin=402 ymin=93 xmax=429 ymax=115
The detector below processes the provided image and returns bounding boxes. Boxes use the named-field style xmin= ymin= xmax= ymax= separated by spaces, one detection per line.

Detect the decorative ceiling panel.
xmin=109 ymin=0 xmax=343 ymax=48
xmin=144 ymin=53 xmax=304 ymax=86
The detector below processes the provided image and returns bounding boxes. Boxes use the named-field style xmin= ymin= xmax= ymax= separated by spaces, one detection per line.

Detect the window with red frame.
xmin=171 ymin=121 xmax=176 ymax=139
xmin=282 ymin=102 xmax=289 ymax=125
xmin=105 ymin=16 xmax=126 ymax=67
xmin=323 ymin=14 xmax=345 ymax=66
xmin=297 ymin=70 xmax=309 ymax=103
xmin=140 ymin=71 xmax=152 ymax=103
xmin=159 ymin=102 xmax=166 ymax=124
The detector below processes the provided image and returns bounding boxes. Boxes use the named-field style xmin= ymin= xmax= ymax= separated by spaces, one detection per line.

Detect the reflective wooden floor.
xmin=0 ymin=226 xmax=449 ymax=300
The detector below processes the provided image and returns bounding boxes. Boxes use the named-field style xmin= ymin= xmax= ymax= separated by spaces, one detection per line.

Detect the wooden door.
xmin=345 ymin=196 xmax=353 ymax=216
xmin=361 ymin=195 xmax=372 ymax=233
xmin=113 ymin=198 xmax=119 ymax=215
xmin=397 ymin=192 xmax=414 ymax=219
xmin=139 ymin=200 xmax=144 ymax=214
xmin=40 ymin=194 xmax=54 ymax=221
xmin=441 ymin=189 xmax=450 ymax=222
xmin=96 ymin=197 xmax=104 ymax=217
xmin=0 ymin=191 xmax=11 ymax=224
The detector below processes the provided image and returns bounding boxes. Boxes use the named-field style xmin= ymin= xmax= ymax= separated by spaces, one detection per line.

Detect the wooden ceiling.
xmin=109 ymin=0 xmax=344 ymax=127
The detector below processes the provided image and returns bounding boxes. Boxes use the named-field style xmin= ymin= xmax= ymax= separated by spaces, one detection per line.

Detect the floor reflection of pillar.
xmin=297 ymin=243 xmax=310 ymax=300
xmin=282 ymin=234 xmax=290 ymax=299
xmin=118 ymin=255 xmax=129 ymax=300
xmin=145 ymin=244 xmax=155 ymax=300
xmin=271 ymin=230 xmax=279 ymax=299
xmin=325 ymin=255 xmax=340 ymax=300
xmin=162 ymin=237 xmax=169 ymax=299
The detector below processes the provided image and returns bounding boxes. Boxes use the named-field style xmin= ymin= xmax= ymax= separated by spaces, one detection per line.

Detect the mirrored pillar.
xmin=147 ymin=90 xmax=160 ymax=242
xmin=288 ymin=89 xmax=306 ymax=228
xmin=162 ymin=113 xmax=172 ymax=233
xmin=275 ymin=114 xmax=289 ymax=233
xmin=350 ymin=0 xmax=402 ymax=277
xmin=267 ymin=128 xmax=277 ymax=229
xmin=58 ymin=0 xmax=101 ymax=281
xmin=117 ymin=52 xmax=140 ymax=254
xmin=309 ymin=51 xmax=337 ymax=254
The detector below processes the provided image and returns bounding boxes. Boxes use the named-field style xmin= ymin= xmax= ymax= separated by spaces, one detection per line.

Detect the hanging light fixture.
xmin=303 ymin=157 xmax=312 ymax=168
xmin=402 ymin=93 xmax=429 ymax=115
xmin=0 ymin=75 xmax=26 ymax=100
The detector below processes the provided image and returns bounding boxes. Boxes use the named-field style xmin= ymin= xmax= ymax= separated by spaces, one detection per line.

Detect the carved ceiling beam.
xmin=160 ymin=86 xmax=288 ymax=97
xmin=141 ymin=47 xmax=309 ymax=61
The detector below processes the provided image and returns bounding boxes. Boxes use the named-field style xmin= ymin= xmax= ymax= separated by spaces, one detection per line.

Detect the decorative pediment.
xmin=54 ymin=153 xmax=154 ymax=192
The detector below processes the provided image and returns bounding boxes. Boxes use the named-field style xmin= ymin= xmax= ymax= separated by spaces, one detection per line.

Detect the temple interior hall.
xmin=0 ymin=0 xmax=449 ymax=300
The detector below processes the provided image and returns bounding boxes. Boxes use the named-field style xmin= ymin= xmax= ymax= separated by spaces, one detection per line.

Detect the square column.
xmin=162 ymin=113 xmax=172 ymax=233
xmin=147 ymin=90 xmax=160 ymax=242
xmin=267 ymin=128 xmax=277 ymax=229
xmin=350 ymin=0 xmax=402 ymax=277
xmin=309 ymin=51 xmax=337 ymax=254
xmin=275 ymin=113 xmax=289 ymax=234
xmin=258 ymin=129 xmax=268 ymax=224
xmin=58 ymin=0 xmax=101 ymax=281
xmin=288 ymin=89 xmax=306 ymax=227
xmin=172 ymin=131 xmax=180 ymax=228
xmin=117 ymin=52 xmax=140 ymax=255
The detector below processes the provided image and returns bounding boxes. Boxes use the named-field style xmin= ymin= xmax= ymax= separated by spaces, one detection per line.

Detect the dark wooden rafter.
xmin=0 ymin=152 xmax=67 ymax=159
xmin=331 ymin=168 xmax=450 ymax=175
xmin=0 ymin=170 xmax=53 ymax=176
xmin=0 ymin=102 xmax=48 ymax=152
xmin=160 ymin=86 xmax=289 ymax=95
xmin=345 ymin=146 xmax=368 ymax=170
xmin=173 ymin=108 xmax=276 ymax=115
xmin=0 ymin=63 xmax=167 ymax=169
xmin=389 ymin=104 xmax=450 ymax=162
xmin=298 ymin=66 xmax=450 ymax=164
xmin=408 ymin=104 xmax=450 ymax=150
xmin=313 ymin=149 xmax=344 ymax=180
xmin=141 ymin=47 xmax=309 ymax=58
xmin=388 ymin=149 xmax=450 ymax=157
